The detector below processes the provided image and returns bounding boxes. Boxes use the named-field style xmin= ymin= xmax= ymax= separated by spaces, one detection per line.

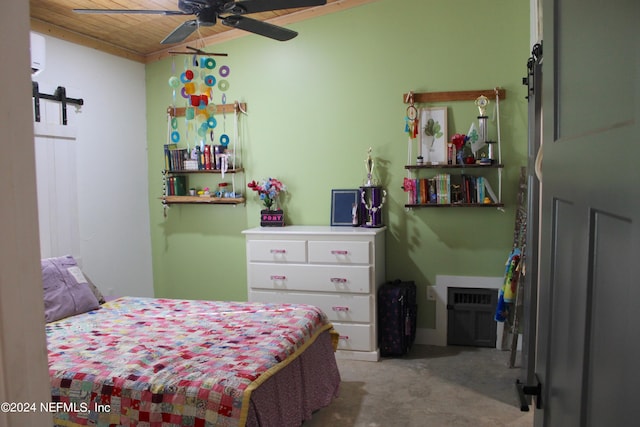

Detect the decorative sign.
xmin=261 ymin=210 xmax=285 ymax=227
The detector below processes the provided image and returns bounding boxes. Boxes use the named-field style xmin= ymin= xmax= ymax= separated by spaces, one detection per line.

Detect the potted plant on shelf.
xmin=248 ymin=177 xmax=286 ymax=226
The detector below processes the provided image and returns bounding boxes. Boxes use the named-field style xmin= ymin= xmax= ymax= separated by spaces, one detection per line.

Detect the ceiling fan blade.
xmin=225 ymin=0 xmax=327 ymax=15
xmin=73 ymin=9 xmax=188 ymax=16
xmin=222 ymin=15 xmax=297 ymax=41
xmin=161 ymin=20 xmax=199 ymax=45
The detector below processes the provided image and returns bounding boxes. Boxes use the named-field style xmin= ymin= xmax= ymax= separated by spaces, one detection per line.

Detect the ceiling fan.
xmin=73 ymin=0 xmax=327 ymax=44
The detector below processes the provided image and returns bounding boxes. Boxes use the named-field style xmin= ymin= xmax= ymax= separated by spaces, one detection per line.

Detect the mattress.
xmin=47 ymin=297 xmax=340 ymax=427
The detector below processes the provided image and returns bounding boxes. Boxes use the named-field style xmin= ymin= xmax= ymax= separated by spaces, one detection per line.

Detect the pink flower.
xmin=248 ymin=177 xmax=286 ymax=209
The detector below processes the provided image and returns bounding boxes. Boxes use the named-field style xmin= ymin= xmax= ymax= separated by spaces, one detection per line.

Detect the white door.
xmin=33 ymin=98 xmax=80 ymax=259
xmin=535 ymin=0 xmax=640 ymax=425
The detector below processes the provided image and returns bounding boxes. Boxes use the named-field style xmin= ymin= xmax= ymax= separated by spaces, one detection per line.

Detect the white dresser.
xmin=242 ymin=226 xmax=386 ymax=361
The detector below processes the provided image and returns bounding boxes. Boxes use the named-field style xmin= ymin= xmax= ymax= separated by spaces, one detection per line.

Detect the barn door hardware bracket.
xmin=516 ymin=375 xmax=542 ymax=411
xmin=32 ymin=82 xmax=84 ymax=125
xmin=522 ymin=42 xmax=543 ymax=100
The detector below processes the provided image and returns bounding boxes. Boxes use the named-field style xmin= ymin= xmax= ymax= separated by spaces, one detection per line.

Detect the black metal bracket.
xmin=516 ymin=375 xmax=542 ymax=411
xmin=522 ymin=42 xmax=543 ymax=100
xmin=32 ymin=82 xmax=84 ymax=125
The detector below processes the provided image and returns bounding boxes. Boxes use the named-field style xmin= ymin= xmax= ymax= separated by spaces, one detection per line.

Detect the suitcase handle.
xmin=331 ymin=306 xmax=350 ymax=312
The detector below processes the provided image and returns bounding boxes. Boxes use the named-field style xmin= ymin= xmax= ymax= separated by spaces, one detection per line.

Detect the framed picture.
xmin=331 ymin=189 xmax=359 ymax=226
xmin=419 ymin=107 xmax=448 ymax=165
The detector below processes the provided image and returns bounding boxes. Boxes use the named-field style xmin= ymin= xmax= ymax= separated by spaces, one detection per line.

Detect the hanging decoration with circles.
xmin=161 ymin=45 xmax=246 ymax=216
xmin=166 ymin=50 xmax=233 ymax=153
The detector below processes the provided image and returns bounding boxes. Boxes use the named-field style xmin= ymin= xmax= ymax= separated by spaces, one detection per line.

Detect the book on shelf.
xmin=406 ymin=173 xmax=497 ymax=205
xmin=435 ymin=173 xmax=450 ymax=204
xmin=196 ymin=146 xmax=203 ymax=170
xmin=164 ymin=145 xmax=189 ymax=171
xmin=406 ymin=175 xmax=449 ymax=205
xmin=165 ymin=175 xmax=187 ymax=196
xmin=204 ymin=145 xmax=212 ymax=170
xmin=164 ymin=144 xmax=177 ymax=171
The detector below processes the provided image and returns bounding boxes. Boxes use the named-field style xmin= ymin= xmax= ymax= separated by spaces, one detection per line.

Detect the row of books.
xmin=164 ymin=175 xmax=187 ymax=196
xmin=164 ymin=144 xmax=228 ymax=171
xmin=406 ymin=174 xmax=498 ymax=205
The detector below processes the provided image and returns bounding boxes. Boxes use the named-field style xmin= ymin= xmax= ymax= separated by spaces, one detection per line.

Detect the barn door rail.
xmin=32 ymin=82 xmax=84 ymax=125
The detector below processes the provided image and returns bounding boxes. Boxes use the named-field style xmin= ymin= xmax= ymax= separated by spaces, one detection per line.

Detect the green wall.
xmin=146 ymin=0 xmax=530 ymax=328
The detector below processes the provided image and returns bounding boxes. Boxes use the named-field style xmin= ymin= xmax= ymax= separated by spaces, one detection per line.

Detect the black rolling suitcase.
xmin=378 ymin=280 xmax=418 ymax=357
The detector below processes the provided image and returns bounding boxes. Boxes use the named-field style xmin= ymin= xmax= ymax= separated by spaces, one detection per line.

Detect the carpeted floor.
xmin=304 ymin=345 xmax=534 ymax=427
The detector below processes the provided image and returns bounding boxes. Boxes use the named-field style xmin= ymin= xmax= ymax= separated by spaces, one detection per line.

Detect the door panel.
xmin=546 ymin=199 xmax=585 ymax=427
xmin=585 ymin=211 xmax=633 ymax=426
xmin=554 ymin=0 xmax=635 ymax=138
xmin=537 ymin=0 xmax=639 ymax=425
xmin=34 ymin=101 xmax=79 ymax=260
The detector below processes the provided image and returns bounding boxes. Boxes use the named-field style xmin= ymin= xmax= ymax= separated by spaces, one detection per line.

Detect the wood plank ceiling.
xmin=30 ymin=0 xmax=373 ymax=63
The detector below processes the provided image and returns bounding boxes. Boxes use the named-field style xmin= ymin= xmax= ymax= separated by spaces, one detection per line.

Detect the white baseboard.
xmin=415 ymin=327 xmax=521 ymax=351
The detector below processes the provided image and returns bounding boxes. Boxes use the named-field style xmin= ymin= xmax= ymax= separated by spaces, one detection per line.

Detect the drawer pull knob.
xmin=270 ymin=275 xmax=286 ymax=280
xmin=339 ymin=335 xmax=350 ymax=340
xmin=270 ymin=249 xmax=286 ymax=254
xmin=330 ymin=278 xmax=347 ymax=283
xmin=332 ymin=306 xmax=350 ymax=312
xmin=331 ymin=250 xmax=348 ymax=255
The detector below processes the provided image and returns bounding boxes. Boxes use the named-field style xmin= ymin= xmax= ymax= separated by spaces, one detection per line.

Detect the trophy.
xmin=360 ymin=148 xmax=386 ymax=227
xmin=364 ymin=147 xmax=376 ymax=187
xmin=475 ymin=95 xmax=489 ymax=144
xmin=474 ymin=95 xmax=494 ymax=162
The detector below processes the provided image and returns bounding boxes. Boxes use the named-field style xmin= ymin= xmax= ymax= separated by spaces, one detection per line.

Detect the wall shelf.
xmin=167 ymin=102 xmax=247 ymax=117
xmin=402 ymin=88 xmax=506 ymax=208
xmin=164 ymin=168 xmax=244 ymax=174
xmin=405 ymin=163 xmax=504 ymax=170
xmin=402 ymin=88 xmax=506 ymax=104
xmin=162 ymin=101 xmax=246 ymax=212
xmin=162 ymin=196 xmax=245 ymax=205
xmin=405 ymin=203 xmax=504 ymax=208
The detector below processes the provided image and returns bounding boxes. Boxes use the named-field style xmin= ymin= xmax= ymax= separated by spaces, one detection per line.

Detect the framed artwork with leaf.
xmin=419 ymin=107 xmax=448 ymax=165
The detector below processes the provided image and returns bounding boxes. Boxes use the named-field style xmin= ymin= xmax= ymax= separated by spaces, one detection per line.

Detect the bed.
xmin=43 ymin=256 xmax=341 ymax=427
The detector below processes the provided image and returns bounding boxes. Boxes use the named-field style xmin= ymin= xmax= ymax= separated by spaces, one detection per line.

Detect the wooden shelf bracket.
xmin=167 ymin=102 xmax=247 ymax=117
xmin=402 ymin=88 xmax=506 ymax=104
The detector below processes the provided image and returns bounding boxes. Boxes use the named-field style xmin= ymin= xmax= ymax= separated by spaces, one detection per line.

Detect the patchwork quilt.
xmin=47 ymin=297 xmax=333 ymax=427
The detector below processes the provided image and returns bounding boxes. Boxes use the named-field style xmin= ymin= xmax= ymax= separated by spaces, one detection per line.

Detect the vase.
xmin=260 ymin=209 xmax=285 ymax=227
xmin=423 ymin=135 xmax=434 ymax=164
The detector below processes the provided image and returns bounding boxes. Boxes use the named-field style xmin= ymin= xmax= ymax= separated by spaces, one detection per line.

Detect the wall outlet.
xmin=426 ymin=286 xmax=436 ymax=301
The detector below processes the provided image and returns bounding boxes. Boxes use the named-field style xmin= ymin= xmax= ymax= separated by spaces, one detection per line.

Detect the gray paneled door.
xmin=535 ymin=0 xmax=640 ymax=425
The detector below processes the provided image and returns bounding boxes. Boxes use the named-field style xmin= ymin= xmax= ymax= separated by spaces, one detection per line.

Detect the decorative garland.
xmin=360 ymin=188 xmax=387 ymax=215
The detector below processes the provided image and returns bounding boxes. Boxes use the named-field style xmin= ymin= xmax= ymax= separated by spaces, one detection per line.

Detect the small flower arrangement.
xmin=248 ymin=177 xmax=286 ymax=210
xmin=451 ymin=133 xmax=468 ymax=152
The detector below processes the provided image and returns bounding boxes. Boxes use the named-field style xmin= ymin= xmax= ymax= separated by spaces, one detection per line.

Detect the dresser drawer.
xmin=308 ymin=240 xmax=370 ymax=264
xmin=249 ymin=290 xmax=373 ymax=323
xmin=332 ymin=322 xmax=374 ymax=352
xmin=248 ymin=264 xmax=372 ymax=293
xmin=247 ymin=240 xmax=307 ymax=263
